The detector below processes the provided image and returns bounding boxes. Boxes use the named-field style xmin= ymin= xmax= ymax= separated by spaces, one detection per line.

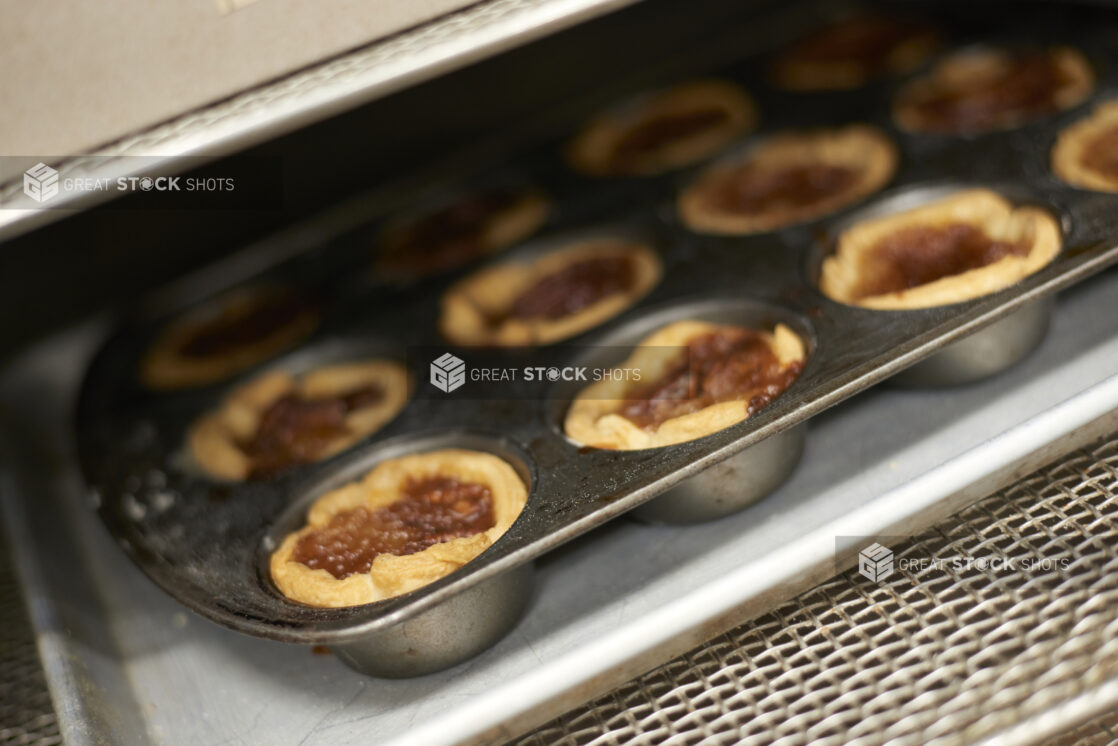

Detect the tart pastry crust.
xmin=440 ymin=239 xmax=662 ymax=346
xmin=1051 ymin=100 xmax=1118 ymax=193
xmin=678 ymin=126 xmax=897 ymax=235
xmin=270 ymin=449 xmax=528 ymax=607
xmin=140 ymin=287 xmax=318 ymax=391
xmin=771 ymin=14 xmax=940 ymax=91
xmin=376 ymin=188 xmax=549 ymax=277
xmin=893 ymin=46 xmax=1094 ymax=134
xmin=564 ymin=321 xmax=806 ymax=450
xmin=819 ymin=189 xmax=1061 ymax=310
xmin=190 ymin=360 xmax=409 ymax=481
xmin=567 ymin=80 xmax=757 ymax=177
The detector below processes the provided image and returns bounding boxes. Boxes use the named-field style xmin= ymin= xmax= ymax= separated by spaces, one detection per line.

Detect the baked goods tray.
xmin=71 ymin=3 xmax=1118 ymax=649
xmin=5 ymin=3 xmax=1118 ymax=744
xmin=3 ymin=272 xmax=1117 ymax=745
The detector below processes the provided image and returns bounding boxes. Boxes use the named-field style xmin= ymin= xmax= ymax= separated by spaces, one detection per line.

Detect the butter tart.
xmin=678 ymin=126 xmax=897 ymax=235
xmin=567 ymin=80 xmax=757 ymax=177
xmin=439 ymin=239 xmax=661 ymax=346
xmin=1052 ymin=100 xmax=1118 ymax=192
xmin=564 ymin=320 xmax=806 ymax=450
xmin=270 ymin=449 xmax=528 ymax=607
xmin=819 ymin=189 xmax=1061 ymax=310
xmin=376 ymin=187 xmax=549 ymax=277
xmin=189 ymin=360 xmax=409 ymax=481
xmin=772 ymin=14 xmax=940 ymax=91
xmin=893 ymin=46 xmax=1094 ymax=134
xmin=140 ymin=286 xmax=319 ymax=390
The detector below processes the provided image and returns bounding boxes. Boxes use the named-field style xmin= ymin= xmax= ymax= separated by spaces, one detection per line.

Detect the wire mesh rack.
xmin=0 ymin=538 xmax=61 ymax=746
xmin=515 ymin=432 xmax=1118 ymax=745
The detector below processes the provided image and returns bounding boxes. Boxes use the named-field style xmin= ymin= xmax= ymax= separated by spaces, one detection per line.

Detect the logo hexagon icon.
xmin=430 ymin=352 xmax=466 ymax=393
xmin=858 ymin=542 xmax=894 ymax=583
xmin=24 ymin=162 xmax=60 ymax=203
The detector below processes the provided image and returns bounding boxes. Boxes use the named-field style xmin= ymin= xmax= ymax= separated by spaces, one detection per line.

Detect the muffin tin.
xmin=76 ymin=4 xmax=1118 ymax=677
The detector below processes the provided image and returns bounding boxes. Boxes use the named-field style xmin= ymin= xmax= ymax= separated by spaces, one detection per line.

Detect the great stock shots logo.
xmin=9 ymin=156 xmax=284 ymax=209
xmin=841 ymin=534 xmax=1074 ymax=586
xmin=858 ymin=543 xmax=894 ymax=583
xmin=430 ymin=353 xmax=467 ymax=393
xmin=416 ymin=345 xmax=647 ymax=399
xmin=23 ymin=162 xmax=59 ymax=203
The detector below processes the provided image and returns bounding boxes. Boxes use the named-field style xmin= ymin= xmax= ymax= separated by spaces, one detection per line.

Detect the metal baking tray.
xmin=72 ymin=1 xmax=1118 ymax=673
xmin=4 ymin=270 xmax=1117 ymax=745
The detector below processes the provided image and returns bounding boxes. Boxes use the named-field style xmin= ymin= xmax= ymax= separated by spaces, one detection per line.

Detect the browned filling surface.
xmin=243 ymin=385 xmax=384 ymax=479
xmin=905 ymin=52 xmax=1074 ymax=132
xmin=789 ymin=15 xmax=931 ymax=72
xmin=383 ymin=189 xmax=522 ymax=272
xmin=291 ymin=475 xmax=496 ymax=579
xmin=700 ymin=162 xmax=859 ymax=216
xmin=505 ymin=255 xmax=635 ymax=321
xmin=618 ymin=328 xmax=804 ymax=430
xmin=853 ymin=223 xmax=1030 ymax=298
xmin=1081 ymin=123 xmax=1118 ymax=179
xmin=179 ymin=293 xmax=312 ymax=358
xmin=611 ymin=107 xmax=730 ymax=167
